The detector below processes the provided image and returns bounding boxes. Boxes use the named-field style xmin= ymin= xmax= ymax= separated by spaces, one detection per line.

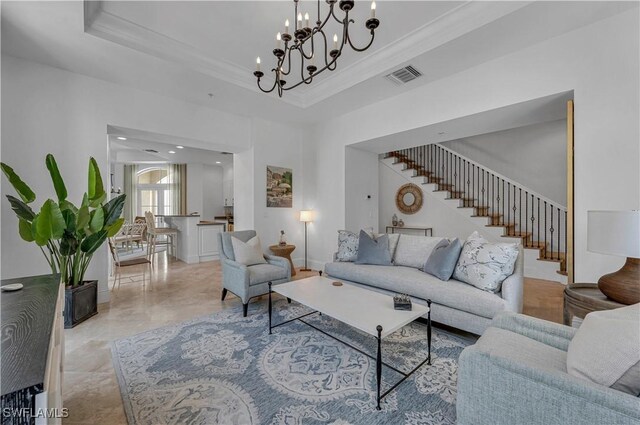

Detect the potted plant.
xmin=1 ymin=154 xmax=125 ymax=328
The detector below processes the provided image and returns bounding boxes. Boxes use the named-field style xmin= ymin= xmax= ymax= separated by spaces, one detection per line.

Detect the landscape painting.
xmin=266 ymin=165 xmax=293 ymax=208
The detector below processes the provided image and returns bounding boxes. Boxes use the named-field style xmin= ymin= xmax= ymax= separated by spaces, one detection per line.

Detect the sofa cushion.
xmin=336 ymin=230 xmax=359 ymax=262
xmin=475 ymin=327 xmax=568 ymax=374
xmin=393 ymin=235 xmax=444 ymax=269
xmin=221 ymin=230 xmax=256 ymax=261
xmin=248 ymin=264 xmax=287 ymax=285
xmin=231 ymin=235 xmax=267 ymax=266
xmin=453 ymin=231 xmax=519 ymax=293
xmin=324 ymin=262 xmax=506 ymax=319
xmin=567 ymin=304 xmax=640 ymax=396
xmin=424 ymin=238 xmax=463 ymax=281
xmin=355 ymin=231 xmax=392 ymax=266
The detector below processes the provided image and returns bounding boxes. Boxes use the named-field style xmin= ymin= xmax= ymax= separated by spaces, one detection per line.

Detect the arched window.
xmin=137 ymin=167 xmax=174 ymax=216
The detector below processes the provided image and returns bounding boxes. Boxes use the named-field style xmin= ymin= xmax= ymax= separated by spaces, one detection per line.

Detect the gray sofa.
xmin=457 ymin=312 xmax=640 ymax=425
xmin=217 ymin=230 xmax=291 ymax=316
xmin=324 ymin=234 xmax=523 ymax=335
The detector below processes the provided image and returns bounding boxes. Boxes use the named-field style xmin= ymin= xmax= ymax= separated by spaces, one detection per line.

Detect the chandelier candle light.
xmin=254 ymin=0 xmax=380 ymax=97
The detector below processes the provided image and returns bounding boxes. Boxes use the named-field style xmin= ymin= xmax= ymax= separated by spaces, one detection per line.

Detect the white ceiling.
xmin=109 ymin=135 xmax=233 ymax=166
xmin=2 ymin=1 xmax=636 ymax=124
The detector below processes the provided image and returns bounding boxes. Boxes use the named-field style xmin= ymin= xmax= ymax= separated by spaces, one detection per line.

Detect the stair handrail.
xmin=400 ymin=143 xmax=567 ymax=212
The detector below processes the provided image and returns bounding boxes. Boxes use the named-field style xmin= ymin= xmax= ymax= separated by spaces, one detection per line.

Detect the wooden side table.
xmin=563 ymin=283 xmax=625 ymax=326
xmin=269 ymin=244 xmax=296 ymax=276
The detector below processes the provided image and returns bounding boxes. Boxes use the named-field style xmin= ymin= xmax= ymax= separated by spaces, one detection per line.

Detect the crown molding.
xmin=83 ymin=1 xmax=306 ymax=108
xmin=299 ymin=1 xmax=533 ymax=107
xmin=84 ymin=1 xmax=531 ymax=109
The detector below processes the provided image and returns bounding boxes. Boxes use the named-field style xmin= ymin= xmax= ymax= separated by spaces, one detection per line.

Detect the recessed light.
xmin=117 ymin=137 xmax=127 ymax=140
xmin=176 ymin=145 xmax=184 ymax=149
xmin=216 ymin=161 xmax=221 ymax=164
xmin=168 ymin=150 xmax=176 ymax=154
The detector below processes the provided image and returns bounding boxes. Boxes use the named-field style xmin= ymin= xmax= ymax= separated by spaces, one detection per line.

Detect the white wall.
xmin=442 ymin=119 xmax=567 ymax=206
xmin=202 ymin=164 xmax=224 ymax=219
xmin=1 ymin=55 xmax=251 ymax=302
xmin=223 ymin=163 xmax=234 ymax=206
xmin=311 ymin=9 xmax=640 ymax=284
xmin=345 ymin=147 xmax=379 ymax=232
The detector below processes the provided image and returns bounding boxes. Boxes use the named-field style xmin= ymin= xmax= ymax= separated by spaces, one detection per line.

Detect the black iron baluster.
xmin=525 ymin=191 xmax=528 ymax=244
xmin=544 ymin=201 xmax=547 ymax=256
xmin=550 ymin=206 xmax=554 ymax=260
xmin=519 ymin=188 xmax=522 ymax=236
xmin=507 ymin=182 xmax=511 ymax=233
xmin=512 ymin=185 xmax=516 ymax=236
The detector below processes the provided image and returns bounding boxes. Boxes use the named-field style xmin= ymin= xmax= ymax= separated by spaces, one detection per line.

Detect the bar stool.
xmin=144 ymin=211 xmax=179 ymax=261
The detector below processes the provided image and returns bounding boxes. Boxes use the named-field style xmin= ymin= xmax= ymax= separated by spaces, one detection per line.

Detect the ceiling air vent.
xmin=143 ymin=149 xmax=159 ymax=154
xmin=385 ymin=65 xmax=422 ymax=85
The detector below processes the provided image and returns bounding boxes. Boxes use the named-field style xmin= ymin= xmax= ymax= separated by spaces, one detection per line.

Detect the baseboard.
xmin=293 ymin=257 xmax=325 ymax=272
xmin=98 ymin=288 xmax=110 ymax=304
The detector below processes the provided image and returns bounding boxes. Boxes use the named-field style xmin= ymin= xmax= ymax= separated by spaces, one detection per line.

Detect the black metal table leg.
xmin=268 ymin=282 xmax=273 ymax=335
xmin=427 ymin=299 xmax=432 ymax=365
xmin=376 ymin=325 xmax=383 ymax=410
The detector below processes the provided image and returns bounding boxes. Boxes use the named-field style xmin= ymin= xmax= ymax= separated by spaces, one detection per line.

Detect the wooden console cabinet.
xmin=1 ymin=274 xmax=65 ymax=425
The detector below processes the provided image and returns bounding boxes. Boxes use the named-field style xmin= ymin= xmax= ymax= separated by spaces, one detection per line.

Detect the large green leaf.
xmin=87 ymin=157 xmax=105 ymax=203
xmin=1 ymin=163 xmax=35 ymax=204
xmin=31 ymin=216 xmax=48 ymax=246
xmin=6 ymin=195 xmax=36 ymax=221
xmin=59 ymin=200 xmax=78 ymax=214
xmin=89 ymin=208 xmax=104 ymax=233
xmin=18 ymin=218 xmax=34 ymax=242
xmin=36 ymin=199 xmax=65 ymax=241
xmin=106 ymin=217 xmax=125 ymax=237
xmin=80 ymin=229 xmax=107 ymax=254
xmin=60 ymin=232 xmax=78 ymax=256
xmin=88 ymin=191 xmax=106 ymax=208
xmin=45 ymin=154 xmax=67 ymax=202
xmin=61 ymin=209 xmax=76 ymax=233
xmin=103 ymin=194 xmax=126 ymax=227
xmin=77 ymin=204 xmax=90 ymax=232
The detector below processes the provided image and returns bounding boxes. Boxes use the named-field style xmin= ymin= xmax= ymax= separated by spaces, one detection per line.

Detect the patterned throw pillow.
xmin=453 ymin=231 xmax=519 ymax=293
xmin=336 ymin=230 xmax=360 ymax=262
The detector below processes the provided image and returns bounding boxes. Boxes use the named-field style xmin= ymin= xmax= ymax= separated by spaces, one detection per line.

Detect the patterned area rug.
xmin=111 ymin=300 xmax=473 ymax=425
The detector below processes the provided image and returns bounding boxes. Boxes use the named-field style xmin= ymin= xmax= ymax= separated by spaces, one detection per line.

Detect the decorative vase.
xmin=398 ymin=219 xmax=405 ymax=228
xmin=392 ymin=214 xmax=398 ymax=226
xmin=64 ymin=280 xmax=98 ymax=329
xmin=279 ymin=230 xmax=287 ymax=246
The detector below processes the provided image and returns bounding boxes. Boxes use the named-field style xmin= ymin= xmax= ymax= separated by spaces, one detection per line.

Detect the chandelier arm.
xmin=347 ymin=28 xmax=376 ymax=52
xmin=280 ymin=49 xmax=292 ymax=76
xmin=330 ymin=6 xmax=343 ymax=24
xmin=256 ymin=75 xmax=278 ymax=94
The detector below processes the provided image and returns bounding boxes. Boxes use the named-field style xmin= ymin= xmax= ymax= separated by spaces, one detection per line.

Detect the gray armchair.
xmin=217 ymin=230 xmax=291 ymax=317
xmin=457 ymin=312 xmax=640 ymax=425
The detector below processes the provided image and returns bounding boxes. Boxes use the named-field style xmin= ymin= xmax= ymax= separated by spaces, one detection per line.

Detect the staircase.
xmin=385 ymin=144 xmax=567 ymax=281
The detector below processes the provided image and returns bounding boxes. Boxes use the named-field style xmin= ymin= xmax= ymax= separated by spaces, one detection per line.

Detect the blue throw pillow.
xmin=355 ymin=230 xmax=393 ymax=266
xmin=424 ymin=238 xmax=463 ymax=281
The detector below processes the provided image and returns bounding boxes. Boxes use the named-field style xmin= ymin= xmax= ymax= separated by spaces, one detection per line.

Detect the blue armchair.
xmin=217 ymin=230 xmax=291 ymax=316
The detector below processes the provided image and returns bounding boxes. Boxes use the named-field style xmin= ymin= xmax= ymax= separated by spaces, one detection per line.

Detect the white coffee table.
xmin=268 ymin=275 xmax=432 ymax=410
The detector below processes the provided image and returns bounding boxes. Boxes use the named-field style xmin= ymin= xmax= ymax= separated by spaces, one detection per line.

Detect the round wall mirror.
xmin=395 ymin=183 xmax=423 ymax=215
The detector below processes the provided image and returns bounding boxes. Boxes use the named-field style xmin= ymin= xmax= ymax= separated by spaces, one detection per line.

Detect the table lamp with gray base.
xmin=587 ymin=210 xmax=640 ymax=305
xmin=299 ymin=210 xmax=314 ymax=272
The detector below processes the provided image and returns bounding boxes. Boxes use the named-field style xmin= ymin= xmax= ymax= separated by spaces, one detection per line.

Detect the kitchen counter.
xmin=160 ymin=216 xmax=225 ymax=263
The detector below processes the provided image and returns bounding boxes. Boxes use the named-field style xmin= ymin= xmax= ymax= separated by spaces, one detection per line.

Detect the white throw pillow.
xmin=453 ymin=231 xmax=519 ymax=293
xmin=567 ymin=304 xmax=640 ymax=396
xmin=393 ymin=235 xmax=444 ymax=269
xmin=231 ymin=236 xmax=267 ymax=266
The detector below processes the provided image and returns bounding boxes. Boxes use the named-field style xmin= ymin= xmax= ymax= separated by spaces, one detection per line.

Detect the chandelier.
xmin=254 ymin=0 xmax=380 ymax=97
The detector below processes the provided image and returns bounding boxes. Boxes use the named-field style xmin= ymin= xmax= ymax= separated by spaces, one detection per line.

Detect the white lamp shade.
xmin=299 ymin=210 xmax=314 ymax=223
xmin=587 ymin=210 xmax=640 ymax=258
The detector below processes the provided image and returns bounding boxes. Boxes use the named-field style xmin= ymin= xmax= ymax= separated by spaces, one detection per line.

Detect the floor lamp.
xmin=299 ymin=210 xmax=314 ymax=272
